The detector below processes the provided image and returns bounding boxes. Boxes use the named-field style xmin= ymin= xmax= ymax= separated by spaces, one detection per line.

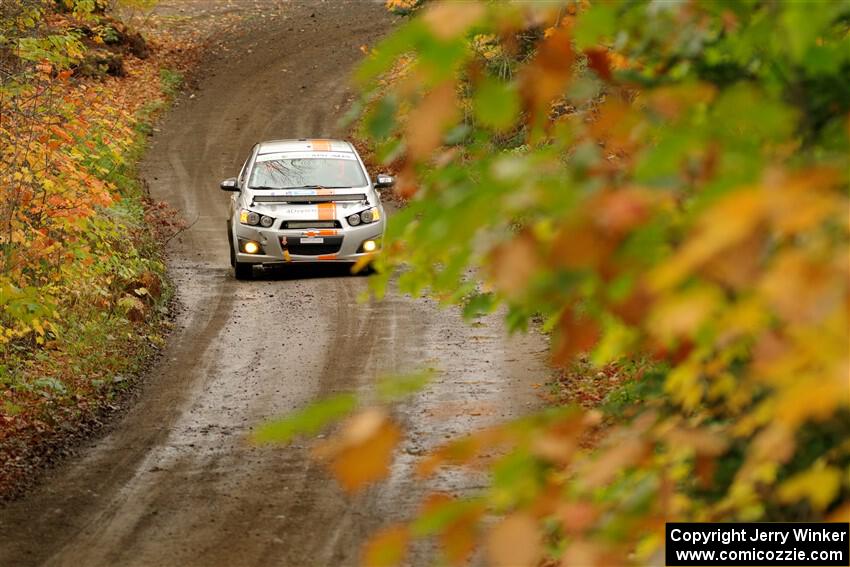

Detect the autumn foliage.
xmin=0 ymin=0 xmax=177 ymax=495
xmin=264 ymin=1 xmax=849 ymax=565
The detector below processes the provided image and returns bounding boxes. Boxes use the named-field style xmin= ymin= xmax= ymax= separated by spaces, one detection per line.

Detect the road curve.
xmin=0 ymin=3 xmax=548 ymax=566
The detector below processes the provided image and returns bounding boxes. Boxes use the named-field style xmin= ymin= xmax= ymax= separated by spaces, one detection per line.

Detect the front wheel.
xmin=228 ymin=222 xmax=254 ymax=280
xmin=233 ymin=261 xmax=254 ymax=280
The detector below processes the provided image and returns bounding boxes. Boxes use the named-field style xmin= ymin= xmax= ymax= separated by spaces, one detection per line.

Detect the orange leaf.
xmin=405 ymin=81 xmax=459 ymax=161
xmin=487 ymin=231 xmax=539 ymax=299
xmin=549 ymin=217 xmax=616 ymax=272
xmin=551 ymin=307 xmax=601 ymax=366
xmin=584 ymin=47 xmax=612 ymax=81
xmin=486 ymin=513 xmax=541 ymax=567
xmin=519 ymin=26 xmax=574 ymax=128
xmin=586 ymin=97 xmax=642 ymax=155
xmin=594 ymin=186 xmax=655 ymax=235
xmin=556 ymin=501 xmax=599 ymax=535
xmin=416 ymin=427 xmax=507 ymax=478
xmin=313 ymin=408 xmax=401 ymax=492
xmin=423 ymin=1 xmax=485 ymax=40
xmin=444 ymin=508 xmax=483 ymax=564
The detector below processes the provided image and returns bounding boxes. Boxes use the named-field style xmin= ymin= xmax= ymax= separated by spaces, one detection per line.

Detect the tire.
xmin=234 ymin=261 xmax=254 ymax=280
xmin=227 ymin=222 xmax=253 ymax=280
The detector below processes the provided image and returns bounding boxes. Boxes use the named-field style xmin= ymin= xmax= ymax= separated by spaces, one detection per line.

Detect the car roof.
xmin=256 ymin=139 xmax=355 ymax=155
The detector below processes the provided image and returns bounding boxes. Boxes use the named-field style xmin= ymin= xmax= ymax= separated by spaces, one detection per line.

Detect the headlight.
xmin=347 ymin=207 xmax=380 ymax=227
xmin=240 ymin=210 xmax=260 ymax=226
xmin=240 ymin=210 xmax=275 ymax=227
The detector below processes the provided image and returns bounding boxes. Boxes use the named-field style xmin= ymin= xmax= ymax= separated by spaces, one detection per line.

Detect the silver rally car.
xmin=220 ymin=139 xmax=393 ymax=279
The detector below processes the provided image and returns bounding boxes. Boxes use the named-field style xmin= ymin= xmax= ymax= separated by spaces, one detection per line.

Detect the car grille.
xmin=281 ymin=220 xmax=342 ymax=229
xmin=281 ymin=236 xmax=343 ymax=256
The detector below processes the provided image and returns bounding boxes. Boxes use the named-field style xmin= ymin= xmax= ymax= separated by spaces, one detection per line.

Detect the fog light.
xmin=243 ymin=241 xmax=260 ymax=254
xmin=362 ymin=239 xmax=377 ymax=252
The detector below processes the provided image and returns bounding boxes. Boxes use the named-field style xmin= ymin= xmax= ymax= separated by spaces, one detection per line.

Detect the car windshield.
xmin=249 ymin=157 xmax=367 ymax=189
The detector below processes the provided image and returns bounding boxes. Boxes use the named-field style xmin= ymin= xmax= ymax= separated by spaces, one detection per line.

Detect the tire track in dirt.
xmin=0 ymin=3 xmax=549 ymax=566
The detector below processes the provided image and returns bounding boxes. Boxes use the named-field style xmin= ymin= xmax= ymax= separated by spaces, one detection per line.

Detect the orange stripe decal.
xmin=310 ymin=139 xmax=331 ymax=151
xmin=317 ymin=254 xmax=337 ymax=261
xmin=318 ymin=229 xmax=338 ymax=236
xmin=317 ymin=202 xmax=336 ymax=220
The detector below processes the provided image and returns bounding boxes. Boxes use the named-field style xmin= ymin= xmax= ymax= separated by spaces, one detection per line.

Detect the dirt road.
xmin=0 ymin=2 xmax=547 ymax=565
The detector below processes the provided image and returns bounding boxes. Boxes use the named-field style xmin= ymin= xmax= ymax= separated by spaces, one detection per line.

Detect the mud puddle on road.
xmin=0 ymin=2 xmax=549 ymax=566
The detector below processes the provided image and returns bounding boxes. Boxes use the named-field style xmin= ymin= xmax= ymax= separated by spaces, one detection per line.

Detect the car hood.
xmin=244 ymin=188 xmax=376 ymax=220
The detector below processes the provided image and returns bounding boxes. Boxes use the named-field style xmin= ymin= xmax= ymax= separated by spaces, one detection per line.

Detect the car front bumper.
xmin=232 ymin=220 xmax=383 ymax=264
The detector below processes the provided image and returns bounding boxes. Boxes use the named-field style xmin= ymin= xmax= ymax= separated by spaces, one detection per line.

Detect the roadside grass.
xmin=159 ymin=67 xmax=183 ymax=98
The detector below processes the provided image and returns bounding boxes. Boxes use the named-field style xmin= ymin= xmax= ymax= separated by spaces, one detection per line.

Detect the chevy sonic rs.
xmin=220 ymin=139 xmax=393 ymax=279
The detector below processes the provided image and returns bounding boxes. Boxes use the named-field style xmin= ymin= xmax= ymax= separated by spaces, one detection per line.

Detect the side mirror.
xmin=220 ymin=178 xmax=239 ymax=192
xmin=374 ymin=174 xmax=394 ymax=189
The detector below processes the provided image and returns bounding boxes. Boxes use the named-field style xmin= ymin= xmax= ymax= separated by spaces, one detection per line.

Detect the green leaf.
xmin=411 ymin=498 xmax=484 ymax=537
xmin=463 ymin=292 xmax=497 ymax=319
xmin=780 ymin=2 xmax=839 ymax=63
xmin=473 ymin=77 xmax=519 ymax=131
xmin=376 ymin=369 xmax=435 ymax=402
xmin=574 ymin=3 xmax=618 ymax=50
xmin=252 ymin=393 xmax=358 ymax=444
xmin=366 ymin=95 xmax=397 ymax=139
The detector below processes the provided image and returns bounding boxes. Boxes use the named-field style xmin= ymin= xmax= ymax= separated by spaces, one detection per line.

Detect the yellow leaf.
xmin=773 ymin=371 xmax=847 ymax=426
xmin=664 ymin=360 xmax=702 ymax=411
xmin=778 ymin=465 xmax=842 ymax=511
xmin=759 ymin=250 xmax=842 ymax=324
xmin=650 ymin=189 xmax=764 ymax=291
xmin=647 ymin=284 xmax=723 ymax=344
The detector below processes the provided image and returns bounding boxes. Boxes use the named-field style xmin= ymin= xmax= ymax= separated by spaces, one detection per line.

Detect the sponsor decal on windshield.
xmin=255 ymin=151 xmax=356 ymax=162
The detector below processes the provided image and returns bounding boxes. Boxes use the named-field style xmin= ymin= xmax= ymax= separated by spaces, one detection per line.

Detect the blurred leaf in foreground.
xmin=313 ymin=408 xmax=402 ymax=493
xmin=252 ymin=393 xmax=358 ymax=445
